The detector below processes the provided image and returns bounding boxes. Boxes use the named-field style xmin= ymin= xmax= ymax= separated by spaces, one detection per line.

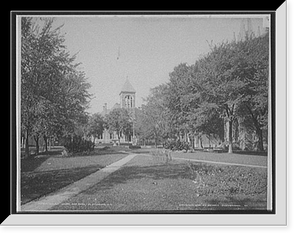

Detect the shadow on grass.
xmin=21 ymin=149 xmax=64 ymax=172
xmin=21 ymin=166 xmax=100 ymax=205
xmin=84 ymin=163 xmax=192 ymax=193
xmin=21 ymin=147 xmax=128 ymax=172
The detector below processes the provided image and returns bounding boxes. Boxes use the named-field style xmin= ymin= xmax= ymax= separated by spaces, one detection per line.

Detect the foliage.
xmin=165 ymin=63 xmax=196 ymax=136
xmin=21 ymin=17 xmax=91 ymax=157
xmin=87 ymin=113 xmax=105 ymax=141
xmin=164 ymin=140 xmax=190 ymax=152
xmin=63 ymin=135 xmax=95 ymax=155
xmin=157 ymin=34 xmax=269 ymax=153
xmin=134 ymin=84 xmax=172 ymax=146
xmin=201 ymin=35 xmax=269 ymax=152
xmin=236 ymin=34 xmax=269 ymax=151
xmin=104 ymin=108 xmax=132 ymax=141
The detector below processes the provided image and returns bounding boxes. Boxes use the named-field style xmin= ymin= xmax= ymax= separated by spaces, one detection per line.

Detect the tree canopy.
xmin=21 ymin=17 xmax=91 ymax=156
xmin=104 ymin=108 xmax=132 ymax=142
xmin=139 ymin=33 xmax=269 ymax=152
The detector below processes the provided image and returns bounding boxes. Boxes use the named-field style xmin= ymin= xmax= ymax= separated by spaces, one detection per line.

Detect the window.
xmin=130 ymin=96 xmax=133 ymax=107
xmin=125 ymin=95 xmax=133 ymax=108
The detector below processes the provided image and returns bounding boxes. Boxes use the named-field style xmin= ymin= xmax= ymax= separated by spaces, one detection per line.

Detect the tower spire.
xmin=120 ymin=78 xmax=136 ymax=94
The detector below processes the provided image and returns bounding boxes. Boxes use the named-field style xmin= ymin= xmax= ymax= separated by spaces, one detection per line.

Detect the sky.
xmin=47 ymin=14 xmax=267 ymax=114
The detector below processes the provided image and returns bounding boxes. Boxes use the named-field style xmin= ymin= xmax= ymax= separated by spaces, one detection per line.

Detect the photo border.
xmin=3 ymin=7 xmax=284 ymax=225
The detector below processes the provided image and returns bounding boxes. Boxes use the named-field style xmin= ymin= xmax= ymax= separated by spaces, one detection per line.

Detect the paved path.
xmin=170 ymin=151 xmax=267 ymax=168
xmin=21 ymin=154 xmax=137 ymax=212
xmin=171 ymin=156 xmax=267 ymax=168
xmin=139 ymin=151 xmax=267 ymax=169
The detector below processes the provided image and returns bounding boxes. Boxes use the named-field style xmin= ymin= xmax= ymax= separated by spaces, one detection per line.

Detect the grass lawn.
xmin=51 ymin=155 xmax=267 ymax=212
xmin=21 ymin=166 xmax=100 ymax=205
xmin=21 ymin=147 xmax=128 ymax=205
xmin=21 ymin=148 xmax=127 ymax=172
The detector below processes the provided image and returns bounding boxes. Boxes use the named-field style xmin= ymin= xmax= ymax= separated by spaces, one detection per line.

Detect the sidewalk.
xmin=138 ymin=151 xmax=267 ymax=168
xmin=21 ymin=154 xmax=137 ymax=212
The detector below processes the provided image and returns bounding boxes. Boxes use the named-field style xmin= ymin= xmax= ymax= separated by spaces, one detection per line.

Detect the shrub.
xmin=63 ymin=135 xmax=95 ymax=155
xmin=164 ymin=140 xmax=190 ymax=151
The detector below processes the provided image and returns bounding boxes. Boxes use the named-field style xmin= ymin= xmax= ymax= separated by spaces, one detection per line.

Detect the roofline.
xmin=119 ymin=91 xmax=136 ymax=95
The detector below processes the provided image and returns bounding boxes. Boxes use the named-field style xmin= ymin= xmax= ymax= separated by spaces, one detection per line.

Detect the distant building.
xmin=236 ymin=17 xmax=270 ymax=42
xmin=96 ymin=79 xmax=136 ymax=144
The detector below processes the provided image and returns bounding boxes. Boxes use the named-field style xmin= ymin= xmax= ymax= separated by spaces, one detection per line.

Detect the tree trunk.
xmin=43 ymin=135 xmax=48 ymax=152
xmin=228 ymin=120 xmax=233 ymax=153
xmin=246 ymin=105 xmax=265 ymax=152
xmin=34 ymin=134 xmax=39 ymax=155
xmin=117 ymin=132 xmax=120 ymax=145
xmin=25 ymin=129 xmax=30 ymax=158
xmin=191 ymin=135 xmax=195 ymax=150
xmin=256 ymin=128 xmax=264 ymax=151
xmin=199 ymin=134 xmax=203 ymax=149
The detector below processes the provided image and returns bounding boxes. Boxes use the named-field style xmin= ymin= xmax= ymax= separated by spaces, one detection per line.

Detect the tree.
xmin=192 ymin=34 xmax=269 ymax=152
xmin=104 ymin=108 xmax=132 ymax=144
xmin=190 ymin=40 xmax=254 ymax=153
xmin=147 ymin=34 xmax=269 ymax=153
xmin=165 ymin=63 xmax=223 ymax=148
xmin=136 ymin=84 xmax=174 ymax=147
xmin=21 ymin=17 xmax=91 ymax=157
xmin=88 ymin=113 xmax=105 ymax=143
xmin=236 ymin=34 xmax=269 ymax=151
xmin=165 ymin=63 xmax=197 ymax=141
xmin=57 ymin=70 xmax=91 ymax=137
xmin=133 ymin=107 xmax=151 ymax=145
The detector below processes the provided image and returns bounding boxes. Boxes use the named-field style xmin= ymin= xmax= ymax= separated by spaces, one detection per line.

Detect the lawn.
xmin=21 ymin=166 xmax=100 ymax=205
xmin=21 ymin=147 xmax=128 ymax=204
xmin=51 ymin=154 xmax=268 ymax=212
xmin=21 ymin=147 xmax=127 ymax=172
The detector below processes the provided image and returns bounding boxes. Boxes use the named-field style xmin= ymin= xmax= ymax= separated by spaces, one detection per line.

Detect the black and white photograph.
xmin=6 ymin=6 xmax=288 ymax=226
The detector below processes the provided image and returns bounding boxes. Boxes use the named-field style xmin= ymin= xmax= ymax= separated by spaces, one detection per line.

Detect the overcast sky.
xmin=47 ymin=15 xmax=266 ymax=114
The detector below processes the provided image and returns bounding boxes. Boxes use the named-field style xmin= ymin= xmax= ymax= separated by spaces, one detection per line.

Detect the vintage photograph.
xmin=17 ymin=13 xmax=273 ymax=213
